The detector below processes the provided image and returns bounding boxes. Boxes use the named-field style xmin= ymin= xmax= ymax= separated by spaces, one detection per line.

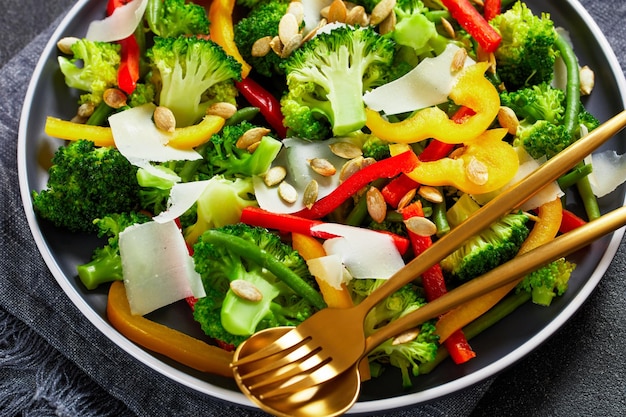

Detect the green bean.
xmin=225 ymin=106 xmax=260 ymax=126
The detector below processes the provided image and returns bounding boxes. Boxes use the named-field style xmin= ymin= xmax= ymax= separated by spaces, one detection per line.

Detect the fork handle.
xmin=363 ymin=205 xmax=626 ymax=351
xmin=354 ymin=109 xmax=626 ymax=318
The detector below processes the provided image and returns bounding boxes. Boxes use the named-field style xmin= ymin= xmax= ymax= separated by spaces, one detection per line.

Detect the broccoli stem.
xmin=554 ymin=33 xmax=601 ymax=220
xmin=418 ymin=291 xmax=531 ymax=374
xmin=200 ymin=229 xmax=327 ymax=310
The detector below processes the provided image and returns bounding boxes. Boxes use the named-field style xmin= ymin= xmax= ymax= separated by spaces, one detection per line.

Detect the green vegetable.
xmin=516 ymin=258 xmax=576 ymax=306
xmin=183 ymin=175 xmax=258 ymax=245
xmin=490 ymin=1 xmax=558 ymax=90
xmin=136 ymin=164 xmax=181 ymax=215
xmin=32 ymin=140 xmax=141 ymax=233
xmin=192 ymin=224 xmax=324 ymax=346
xmin=234 ymin=0 xmax=290 ymax=78
xmin=205 ymin=120 xmax=282 ymax=178
xmin=368 ymin=321 xmax=439 ymax=389
xmin=281 ymin=25 xmax=396 ymax=140
xmin=58 ymin=38 xmax=121 ymax=106
xmin=147 ymin=36 xmax=242 ymax=127
xmin=500 ymin=82 xmax=565 ymax=125
xmin=350 ymin=279 xmax=438 ymax=388
xmin=76 ymin=212 xmax=152 ymax=290
xmin=145 ymin=0 xmax=210 ymax=38
xmin=440 ymin=194 xmax=530 ymax=282
xmin=362 ymin=135 xmax=392 ymax=161
xmin=391 ymin=0 xmax=449 ymax=58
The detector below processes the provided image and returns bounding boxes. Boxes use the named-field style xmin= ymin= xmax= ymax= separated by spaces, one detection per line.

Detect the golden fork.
xmin=231 ymin=110 xmax=626 ymax=400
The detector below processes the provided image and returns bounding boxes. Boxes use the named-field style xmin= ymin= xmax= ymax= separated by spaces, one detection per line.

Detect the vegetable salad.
xmin=33 ymin=0 xmax=618 ymax=389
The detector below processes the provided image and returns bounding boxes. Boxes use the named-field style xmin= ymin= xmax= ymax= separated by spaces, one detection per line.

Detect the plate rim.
xmin=16 ymin=0 xmax=626 ymax=413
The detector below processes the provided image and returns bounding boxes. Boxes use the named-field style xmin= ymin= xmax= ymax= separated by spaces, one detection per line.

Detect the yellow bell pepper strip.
xmin=106 ymin=281 xmax=234 ymax=377
xmin=45 ymin=114 xmax=225 ymax=149
xmin=434 ymin=197 xmax=563 ymax=342
xmin=45 ymin=116 xmax=115 ymax=147
xmin=290 ymin=232 xmax=372 ymax=381
xmin=208 ymin=0 xmax=252 ymax=79
xmin=166 ymin=114 xmax=225 ymax=149
xmin=390 ymin=128 xmax=519 ymax=195
xmin=291 ymin=233 xmax=353 ymax=309
xmin=365 ymin=62 xmax=500 ymax=145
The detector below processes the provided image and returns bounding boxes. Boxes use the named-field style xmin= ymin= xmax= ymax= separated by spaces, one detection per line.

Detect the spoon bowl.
xmin=232 ymin=327 xmax=361 ymax=417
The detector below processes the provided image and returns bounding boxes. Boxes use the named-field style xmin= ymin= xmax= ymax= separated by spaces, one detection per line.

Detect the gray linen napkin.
xmin=1 ymin=0 xmax=625 ymax=416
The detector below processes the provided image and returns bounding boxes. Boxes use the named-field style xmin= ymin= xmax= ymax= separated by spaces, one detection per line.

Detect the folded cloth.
xmin=0 ymin=6 xmax=495 ymax=417
xmin=1 ymin=0 xmax=625 ymax=416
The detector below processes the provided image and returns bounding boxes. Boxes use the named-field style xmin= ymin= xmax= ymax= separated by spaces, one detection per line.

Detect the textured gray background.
xmin=1 ymin=0 xmax=625 ymax=416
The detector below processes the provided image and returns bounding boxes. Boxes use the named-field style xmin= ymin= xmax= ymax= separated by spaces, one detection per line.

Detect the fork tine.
xmin=246 ymin=348 xmax=331 ymax=392
xmin=231 ymin=328 xmax=309 ymax=367
xmin=256 ymin=359 xmax=342 ymax=400
xmin=237 ymin=338 xmax=321 ymax=381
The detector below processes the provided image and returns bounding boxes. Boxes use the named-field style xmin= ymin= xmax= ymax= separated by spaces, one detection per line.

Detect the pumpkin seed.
xmin=403 ymin=216 xmax=437 ymax=237
xmin=230 ymin=279 xmax=263 ymax=302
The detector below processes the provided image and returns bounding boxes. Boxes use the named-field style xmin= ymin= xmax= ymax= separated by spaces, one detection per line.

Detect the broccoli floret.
xmin=32 ymin=140 xmax=141 ymax=233
xmin=350 ymin=279 xmax=438 ymax=388
xmin=516 ymin=258 xmax=576 ymax=306
xmin=362 ymin=135 xmax=392 ymax=160
xmin=440 ymin=194 xmax=530 ymax=281
xmin=58 ymin=38 xmax=121 ymax=106
xmin=136 ymin=164 xmax=181 ymax=215
xmin=500 ymin=82 xmax=565 ymax=125
xmin=281 ymin=25 xmax=396 ymax=140
xmin=126 ymin=82 xmax=156 ymax=108
xmin=490 ymin=1 xmax=558 ymax=90
xmin=76 ymin=212 xmax=152 ymax=290
xmin=576 ymin=104 xmax=601 ymax=135
xmin=193 ymin=286 xmax=248 ymax=349
xmin=148 ymin=36 xmax=242 ymax=127
xmin=205 ymin=120 xmax=282 ymax=178
xmin=390 ymin=0 xmax=449 ymax=58
xmin=351 ymin=280 xmax=426 ymax=335
xmin=234 ymin=0 xmax=290 ymax=78
xmin=191 ymin=224 xmax=324 ymax=346
xmin=368 ymin=321 xmax=439 ymax=388
xmin=501 ymin=83 xmax=600 ymax=159
xmin=145 ymin=0 xmax=210 ymax=38
xmin=515 ymin=120 xmax=572 ymax=160
xmin=183 ymin=175 xmax=258 ymax=246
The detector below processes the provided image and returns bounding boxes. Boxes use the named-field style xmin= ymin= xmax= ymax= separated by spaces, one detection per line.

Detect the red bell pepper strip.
xmin=235 ymin=78 xmax=287 ymax=138
xmin=117 ymin=35 xmax=141 ymax=94
xmin=483 ymin=0 xmax=502 ymax=21
xmin=441 ymin=0 xmax=502 ymax=53
xmin=382 ymin=174 xmax=420 ymax=208
xmin=106 ymin=0 xmax=140 ymax=95
xmin=560 ymin=208 xmax=587 ymax=233
xmin=401 ymin=201 xmax=476 ymax=364
xmin=293 ymin=150 xmax=420 ymax=220
xmin=381 ymin=107 xmax=472 ymax=207
xmin=240 ymin=206 xmax=410 ymax=254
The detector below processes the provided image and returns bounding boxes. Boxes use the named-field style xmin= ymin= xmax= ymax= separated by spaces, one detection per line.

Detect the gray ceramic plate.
xmin=17 ymin=0 xmax=626 ymax=414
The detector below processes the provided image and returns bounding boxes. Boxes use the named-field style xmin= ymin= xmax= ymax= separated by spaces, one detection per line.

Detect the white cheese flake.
xmin=363 ymin=44 xmax=475 ymax=116
xmin=119 ymin=220 xmax=205 ymax=316
xmin=108 ymin=103 xmax=202 ymax=167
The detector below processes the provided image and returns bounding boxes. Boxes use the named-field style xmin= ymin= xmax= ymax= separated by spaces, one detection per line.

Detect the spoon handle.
xmin=355 ymin=110 xmax=626 ymax=318
xmin=364 ymin=204 xmax=626 ymax=351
